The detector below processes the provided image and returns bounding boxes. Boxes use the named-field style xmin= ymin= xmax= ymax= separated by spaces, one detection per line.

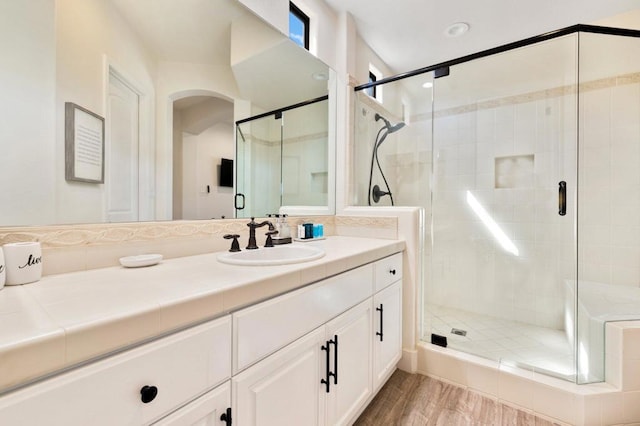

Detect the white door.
xmin=372 ymin=281 xmax=402 ymax=391
xmin=107 ymin=71 xmax=139 ymax=222
xmin=232 ymin=327 xmax=326 ymax=425
xmin=325 ymin=299 xmax=373 ymax=426
xmin=153 ymin=381 xmax=231 ymax=426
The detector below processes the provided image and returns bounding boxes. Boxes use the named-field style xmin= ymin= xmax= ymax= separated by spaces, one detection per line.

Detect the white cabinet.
xmin=372 ymin=280 xmax=402 ymax=391
xmin=153 ymin=381 xmax=231 ymax=426
xmin=232 ymin=253 xmax=403 ymax=426
xmin=233 ymin=265 xmax=372 ymax=373
xmin=374 ymin=252 xmax=402 ymax=292
xmin=0 ymin=251 xmax=403 ymax=426
xmin=233 ymin=327 xmax=326 ymax=425
xmin=325 ymin=299 xmax=373 ymax=426
xmin=233 ymin=299 xmax=373 ymax=426
xmin=0 ymin=316 xmax=232 ymax=426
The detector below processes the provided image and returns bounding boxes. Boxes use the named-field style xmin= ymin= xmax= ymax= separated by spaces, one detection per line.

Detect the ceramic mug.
xmin=3 ymin=242 xmax=42 ymax=285
xmin=0 ymin=247 xmax=5 ymax=290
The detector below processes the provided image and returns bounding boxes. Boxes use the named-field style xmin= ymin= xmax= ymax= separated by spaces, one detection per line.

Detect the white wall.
xmin=236 ymin=0 xmax=339 ymax=71
xmin=236 ymin=0 xmax=289 ymax=36
xmin=172 ymin=111 xmax=184 ymax=219
xmin=0 ymin=1 xmax=56 ymax=225
xmin=155 ymin=63 xmax=239 ymax=219
xmin=180 ymin=123 xmax=235 ymax=220
xmin=55 ymin=0 xmax=157 ymax=224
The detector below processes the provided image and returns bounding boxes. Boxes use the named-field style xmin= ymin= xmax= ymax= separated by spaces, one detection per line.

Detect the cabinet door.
xmin=0 ymin=316 xmax=231 ymax=426
xmin=324 ymin=299 xmax=373 ymax=426
xmin=153 ymin=381 xmax=230 ymax=426
xmin=232 ymin=327 xmax=326 ymax=426
xmin=372 ymin=281 xmax=402 ymax=391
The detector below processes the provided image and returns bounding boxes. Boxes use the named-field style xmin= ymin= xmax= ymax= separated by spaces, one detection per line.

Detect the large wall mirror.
xmin=0 ymin=0 xmax=335 ymax=227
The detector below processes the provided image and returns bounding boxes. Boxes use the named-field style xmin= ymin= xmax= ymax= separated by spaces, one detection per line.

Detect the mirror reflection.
xmin=1 ymin=0 xmax=332 ymax=227
xmin=235 ymin=96 xmax=329 ymax=219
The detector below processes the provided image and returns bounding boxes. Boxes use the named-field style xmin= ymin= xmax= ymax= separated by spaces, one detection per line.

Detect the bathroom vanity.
xmin=0 ymin=236 xmax=403 ymax=425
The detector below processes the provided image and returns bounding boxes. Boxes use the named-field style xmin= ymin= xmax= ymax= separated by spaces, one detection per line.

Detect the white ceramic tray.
xmin=119 ymin=254 xmax=163 ymax=268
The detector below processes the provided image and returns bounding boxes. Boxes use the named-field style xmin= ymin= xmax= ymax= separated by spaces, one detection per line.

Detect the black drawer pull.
xmin=321 ymin=341 xmax=331 ymax=393
xmin=376 ymin=304 xmax=384 ymax=342
xmin=329 ymin=335 xmax=338 ymax=385
xmin=389 ymin=269 xmax=396 ymax=275
xmin=140 ymin=385 xmax=158 ymax=403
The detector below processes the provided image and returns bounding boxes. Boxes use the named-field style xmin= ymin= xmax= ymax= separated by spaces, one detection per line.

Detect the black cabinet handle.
xmin=329 ymin=335 xmax=338 ymax=385
xmin=389 ymin=269 xmax=396 ymax=275
xmin=140 ymin=385 xmax=158 ymax=404
xmin=376 ymin=304 xmax=384 ymax=342
xmin=321 ymin=341 xmax=331 ymax=393
xmin=559 ymin=181 xmax=566 ymax=216
xmin=220 ymin=407 xmax=232 ymax=425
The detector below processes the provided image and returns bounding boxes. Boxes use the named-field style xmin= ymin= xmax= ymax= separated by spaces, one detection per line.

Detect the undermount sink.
xmin=217 ymin=244 xmax=325 ymax=266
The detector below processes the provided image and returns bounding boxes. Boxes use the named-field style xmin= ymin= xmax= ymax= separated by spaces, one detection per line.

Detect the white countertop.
xmin=0 ymin=236 xmax=404 ymax=394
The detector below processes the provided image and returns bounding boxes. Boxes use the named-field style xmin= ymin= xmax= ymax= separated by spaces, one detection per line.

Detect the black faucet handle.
xmin=264 ymin=230 xmax=278 ymax=248
xmin=223 ymin=234 xmax=241 ymax=252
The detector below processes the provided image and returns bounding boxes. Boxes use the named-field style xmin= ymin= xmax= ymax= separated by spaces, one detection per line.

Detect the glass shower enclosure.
xmin=353 ymin=25 xmax=640 ymax=384
xmin=235 ymin=96 xmax=329 ymax=218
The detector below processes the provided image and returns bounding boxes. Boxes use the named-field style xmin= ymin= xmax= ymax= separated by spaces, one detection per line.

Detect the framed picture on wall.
xmin=64 ymin=102 xmax=105 ymax=183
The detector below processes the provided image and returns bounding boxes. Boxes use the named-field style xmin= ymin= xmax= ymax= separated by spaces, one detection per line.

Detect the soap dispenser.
xmin=272 ymin=214 xmax=292 ymax=244
xmin=280 ymin=214 xmax=291 ymax=239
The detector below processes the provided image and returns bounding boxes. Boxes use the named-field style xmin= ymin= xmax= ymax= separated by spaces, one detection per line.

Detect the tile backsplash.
xmin=0 ymin=215 xmax=398 ymax=276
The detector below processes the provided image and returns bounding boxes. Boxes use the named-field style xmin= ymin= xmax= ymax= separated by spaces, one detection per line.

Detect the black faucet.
xmin=246 ymin=217 xmax=275 ymax=249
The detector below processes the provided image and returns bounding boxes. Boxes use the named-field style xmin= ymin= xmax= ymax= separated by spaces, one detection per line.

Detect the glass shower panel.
xmin=427 ymin=35 xmax=579 ymax=381
xmin=281 ymin=99 xmax=329 ymax=208
xmin=576 ymin=32 xmax=640 ymax=384
xmin=235 ymin=115 xmax=282 ymax=218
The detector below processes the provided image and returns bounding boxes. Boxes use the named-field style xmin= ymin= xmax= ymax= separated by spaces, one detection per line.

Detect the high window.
xmin=368 ymin=65 xmax=383 ymax=102
xmin=289 ymin=2 xmax=310 ymax=50
xmin=366 ymin=71 xmax=377 ymax=98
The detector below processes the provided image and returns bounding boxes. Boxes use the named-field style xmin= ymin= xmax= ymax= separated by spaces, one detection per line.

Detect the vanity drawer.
xmin=233 ymin=264 xmax=373 ymax=374
xmin=374 ymin=252 xmax=403 ymax=292
xmin=0 ymin=315 xmax=231 ymax=426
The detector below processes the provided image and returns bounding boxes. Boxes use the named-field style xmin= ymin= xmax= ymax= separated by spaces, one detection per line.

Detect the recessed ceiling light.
xmin=422 ymin=81 xmax=433 ymax=89
xmin=312 ymin=72 xmax=328 ymax=81
xmin=444 ymin=22 xmax=470 ymax=38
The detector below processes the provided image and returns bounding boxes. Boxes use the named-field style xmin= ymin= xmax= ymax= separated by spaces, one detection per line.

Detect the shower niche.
xmin=352 ymin=25 xmax=640 ymax=384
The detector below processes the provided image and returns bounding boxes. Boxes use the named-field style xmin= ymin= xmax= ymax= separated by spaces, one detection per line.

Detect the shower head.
xmin=375 ymin=113 xmax=405 ymax=134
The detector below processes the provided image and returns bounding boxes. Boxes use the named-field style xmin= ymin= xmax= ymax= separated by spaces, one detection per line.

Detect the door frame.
xmin=102 ymin=56 xmax=154 ymax=221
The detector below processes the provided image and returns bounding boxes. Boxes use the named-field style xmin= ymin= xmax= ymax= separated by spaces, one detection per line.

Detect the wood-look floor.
xmin=355 ymin=370 xmax=562 ymax=426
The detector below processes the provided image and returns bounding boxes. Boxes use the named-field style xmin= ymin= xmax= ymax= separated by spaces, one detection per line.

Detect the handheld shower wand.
xmin=375 ymin=113 xmax=405 ymax=134
xmin=368 ymin=113 xmax=405 ymax=206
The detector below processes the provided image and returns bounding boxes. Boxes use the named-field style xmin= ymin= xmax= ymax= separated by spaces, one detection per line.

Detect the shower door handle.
xmin=558 ymin=181 xmax=566 ymax=216
xmin=234 ymin=193 xmax=245 ymax=210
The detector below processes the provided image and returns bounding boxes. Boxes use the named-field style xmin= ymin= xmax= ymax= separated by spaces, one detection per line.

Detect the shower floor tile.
xmin=424 ymin=304 xmax=576 ymax=381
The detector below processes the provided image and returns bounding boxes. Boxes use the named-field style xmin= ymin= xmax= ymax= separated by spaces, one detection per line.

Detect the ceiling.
xmin=110 ymin=0 xmax=243 ymax=64
xmin=323 ymin=0 xmax=640 ymax=75
xmin=109 ymin=0 xmax=329 ymax=112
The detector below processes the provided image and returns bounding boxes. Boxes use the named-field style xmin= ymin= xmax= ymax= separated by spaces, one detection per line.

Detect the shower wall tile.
xmin=532 ymin=383 xmax=577 ymax=425
xmin=623 ymin=390 xmax=640 ymax=423
xmin=622 ymin=324 xmax=640 ymax=359
xmin=467 ymin=362 xmax=499 ymax=396
xmin=622 ymin=358 xmax=640 ymax=391
xmin=600 ymin=392 xmax=626 ymax=425
xmin=431 ymin=78 xmax=640 ymax=333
